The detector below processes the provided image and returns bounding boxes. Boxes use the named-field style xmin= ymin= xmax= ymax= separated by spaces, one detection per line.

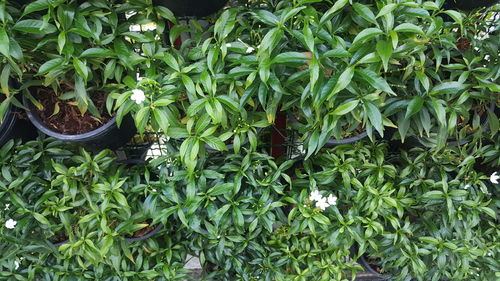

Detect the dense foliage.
xmin=0 ymin=0 xmax=499 ymax=280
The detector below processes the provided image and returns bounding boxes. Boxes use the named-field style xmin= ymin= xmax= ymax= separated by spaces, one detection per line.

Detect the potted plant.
xmin=13 ymin=0 xmax=139 ymax=150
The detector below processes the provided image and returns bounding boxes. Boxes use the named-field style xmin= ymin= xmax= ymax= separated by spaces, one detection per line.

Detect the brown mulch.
xmin=32 ymin=86 xmax=111 ymax=135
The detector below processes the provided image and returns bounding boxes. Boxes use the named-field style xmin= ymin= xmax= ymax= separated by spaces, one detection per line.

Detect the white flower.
xmin=316 ymin=197 xmax=330 ymax=211
xmin=246 ymin=46 xmax=254 ymax=53
xmin=327 ymin=194 xmax=337 ymax=206
xmin=490 ymin=172 xmax=499 ymax=184
xmin=226 ymin=43 xmax=232 ymax=47
xmin=5 ymin=219 xmax=17 ymax=229
xmin=463 ymin=184 xmax=470 ymax=189
xmin=14 ymin=260 xmax=19 ymax=270
xmin=4 ymin=203 xmax=10 ymax=210
xmin=309 ymin=190 xmax=322 ymax=202
xmin=131 ymin=89 xmax=146 ymax=104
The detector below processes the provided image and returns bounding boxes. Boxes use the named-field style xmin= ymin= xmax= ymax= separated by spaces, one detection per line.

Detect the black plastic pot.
xmin=125 ymin=223 xmax=163 ymax=242
xmin=52 ymin=239 xmax=69 ymax=247
xmin=325 ymin=131 xmax=369 ymax=147
xmin=444 ymin=0 xmax=499 ymax=11
xmin=24 ymin=98 xmax=136 ymax=151
xmin=153 ymin=0 xmax=228 ymax=17
xmin=0 ymin=104 xmax=38 ymax=147
xmin=358 ymin=255 xmax=392 ymax=280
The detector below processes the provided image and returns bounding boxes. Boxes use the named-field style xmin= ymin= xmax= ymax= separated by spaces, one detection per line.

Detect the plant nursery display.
xmin=0 ymin=0 xmax=499 ymax=280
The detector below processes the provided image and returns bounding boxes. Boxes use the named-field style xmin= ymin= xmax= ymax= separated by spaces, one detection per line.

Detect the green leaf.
xmin=423 ymin=190 xmax=444 ymax=200
xmin=217 ymin=95 xmax=239 ymax=112
xmin=419 ymin=236 xmax=439 ymax=244
xmin=356 ymin=69 xmax=394 ymax=94
xmin=33 ymin=212 xmax=50 ymax=225
xmin=203 ymin=136 xmax=227 ymax=151
xmin=376 ymin=3 xmax=398 ymax=18
xmin=211 ymin=204 xmax=231 ymax=222
xmin=0 ymin=28 xmax=10 ymax=58
xmin=405 ymin=96 xmax=424 ymax=119
xmin=319 ymin=0 xmax=349 ymax=26
xmin=153 ymin=108 xmax=170 ymax=133
xmin=156 ymin=6 xmax=176 ymax=23
xmin=443 ymin=10 xmax=463 ymax=25
xmin=187 ymin=98 xmax=207 ymax=117
xmin=331 ymin=100 xmax=359 ymax=116
xmin=431 ymin=98 xmax=446 ymax=126
xmin=365 ymin=101 xmax=383 ymax=136
xmin=312 ymin=213 xmax=331 ymax=225
xmin=271 ymin=52 xmax=310 ymax=64
xmin=113 ymin=192 xmax=129 ymax=207
xmin=163 ymin=53 xmax=180 ymax=71
xmin=479 ymin=207 xmax=496 ymax=219
xmin=253 ymin=10 xmax=279 ymax=26
xmin=13 ymin=20 xmax=57 ymax=34
xmin=38 ymin=58 xmax=65 ymax=74
xmin=306 ymin=130 xmax=319 ymax=159
xmin=73 ymin=58 xmax=88 ymax=81
xmin=208 ymin=183 xmax=233 ymax=196
xmin=487 ymin=107 xmax=499 ymax=136
xmin=351 ymin=28 xmax=383 ymax=48
xmin=353 ymin=3 xmax=376 ymax=24
xmin=22 ymin=0 xmax=49 ymax=16
xmin=330 ymin=66 xmax=354 ymax=97
xmin=431 ymin=81 xmax=467 ymax=94
xmin=394 ymin=23 xmax=424 ymax=34
xmin=80 ymin=48 xmax=115 ymax=58
xmin=376 ymin=39 xmax=392 ymax=71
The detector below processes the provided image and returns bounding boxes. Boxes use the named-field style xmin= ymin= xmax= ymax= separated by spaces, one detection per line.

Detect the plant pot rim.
xmin=0 ymin=104 xmax=15 ymax=144
xmin=417 ymin=102 xmax=496 ymax=147
xmin=288 ymin=113 xmax=369 ymax=146
xmin=125 ymin=222 xmax=163 ymax=242
xmin=325 ymin=131 xmax=369 ymax=146
xmin=24 ymin=96 xmax=120 ymax=141
xmin=358 ymin=254 xmax=392 ymax=279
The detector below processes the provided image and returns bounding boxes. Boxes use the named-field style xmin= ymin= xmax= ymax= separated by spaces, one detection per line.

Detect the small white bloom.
xmin=316 ymin=197 xmax=329 ymax=211
xmin=487 ymin=252 xmax=492 ymax=256
xmin=327 ymin=194 xmax=337 ymax=206
xmin=4 ymin=203 xmax=10 ymax=210
xmin=5 ymin=219 xmax=17 ymax=229
xmin=463 ymin=184 xmax=470 ymax=189
xmin=129 ymin=24 xmax=141 ymax=32
xmin=226 ymin=43 xmax=232 ymax=47
xmin=131 ymin=89 xmax=146 ymax=104
xmin=490 ymin=172 xmax=499 ymax=184
xmin=14 ymin=260 xmax=19 ymax=270
xmin=309 ymin=190 xmax=322 ymax=202
xmin=246 ymin=46 xmax=254 ymax=53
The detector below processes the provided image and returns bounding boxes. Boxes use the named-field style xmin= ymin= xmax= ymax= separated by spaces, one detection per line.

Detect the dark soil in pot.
xmin=25 ymin=87 xmax=136 ymax=151
xmin=31 ymin=87 xmax=112 ymax=135
xmin=125 ymin=220 xmax=163 ymax=242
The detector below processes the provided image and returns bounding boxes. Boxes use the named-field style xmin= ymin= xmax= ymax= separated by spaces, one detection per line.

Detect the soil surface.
xmin=128 ymin=220 xmax=158 ymax=238
xmin=32 ymin=86 xmax=111 ymax=135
